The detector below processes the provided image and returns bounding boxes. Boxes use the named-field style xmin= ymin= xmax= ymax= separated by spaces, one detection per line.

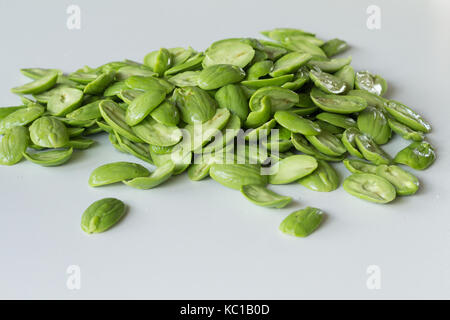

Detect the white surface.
xmin=1 ymin=0 xmax=449 ymax=299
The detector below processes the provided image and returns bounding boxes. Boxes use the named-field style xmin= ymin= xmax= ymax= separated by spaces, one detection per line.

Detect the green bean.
xmin=279 ymin=207 xmax=324 ymax=237
xmin=81 ymin=198 xmax=126 ymax=234
xmin=23 ymin=148 xmax=73 ymax=167
xmin=241 ymin=184 xmax=292 ymax=208
xmin=123 ymin=161 xmax=175 ymax=189
xmin=298 ymin=160 xmax=339 ymax=192
xmin=343 ymin=173 xmax=396 ymax=203
xmin=1 ymin=27 xmax=436 ymax=237
xmin=89 ymin=162 xmax=150 ymax=187
xmin=0 ymin=126 xmax=29 ymax=165
xmin=394 ymin=141 xmax=436 ymax=170
xmin=269 ymin=155 xmax=318 ymax=185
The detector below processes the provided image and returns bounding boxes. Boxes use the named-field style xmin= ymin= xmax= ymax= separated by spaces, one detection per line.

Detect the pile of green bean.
xmin=0 ymin=28 xmax=435 ymax=237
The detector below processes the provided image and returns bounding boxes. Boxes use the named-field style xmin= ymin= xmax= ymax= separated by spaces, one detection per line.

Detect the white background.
xmin=0 ymin=0 xmax=449 ymax=299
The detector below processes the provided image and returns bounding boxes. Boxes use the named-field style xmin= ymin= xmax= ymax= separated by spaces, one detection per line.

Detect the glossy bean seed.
xmin=198 ymin=64 xmax=245 ymax=90
xmin=123 ymin=161 xmax=175 ymax=189
xmin=298 ymin=160 xmax=339 ymax=192
xmin=310 ymin=88 xmax=367 ymax=114
xmin=209 ymin=163 xmax=267 ymax=190
xmin=355 ymin=134 xmax=391 ymax=165
xmin=343 ymin=173 xmax=396 ymax=203
xmin=375 ymin=165 xmax=419 ymax=196
xmin=269 ymin=155 xmax=318 ymax=185
xmin=269 ymin=52 xmax=312 ymax=77
xmin=387 ymin=118 xmax=424 ymax=142
xmin=309 ymin=69 xmax=348 ymax=94
xmin=249 ymin=86 xmax=299 ymax=112
xmin=343 ymin=159 xmax=377 ymax=174
xmin=81 ymin=198 xmax=126 ymax=234
xmin=215 ymin=84 xmax=249 ymax=122
xmin=355 ymin=71 xmax=387 ymax=96
xmin=11 ymin=71 xmax=58 ymax=94
xmin=307 ymin=56 xmax=352 ymax=73
xmin=88 ymin=161 xmax=150 ymax=187
xmin=394 ymin=141 xmax=436 ymax=170
xmin=0 ymin=126 xmax=29 ymax=165
xmin=47 ymin=87 xmax=84 ymax=116
xmin=125 ymin=89 xmax=166 ymax=126
xmin=279 ymin=207 xmax=324 ymax=237
xmin=29 ymin=117 xmax=69 ymax=148
xmin=241 ymin=184 xmax=292 ymax=208
xmin=341 ymin=127 xmax=363 ymax=158
xmin=274 ymin=110 xmax=321 ymax=135
xmin=305 ymin=131 xmax=347 ymax=157
xmin=385 ymin=100 xmax=431 ymax=133
xmin=204 ymin=40 xmax=255 ymax=68
xmin=99 ymin=100 xmax=143 ymax=143
xmin=23 ymin=147 xmax=73 ymax=167
xmin=357 ymin=106 xmax=391 ymax=145
xmin=0 ymin=104 xmax=45 ymax=134
xmin=316 ymin=112 xmax=356 ymax=129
